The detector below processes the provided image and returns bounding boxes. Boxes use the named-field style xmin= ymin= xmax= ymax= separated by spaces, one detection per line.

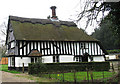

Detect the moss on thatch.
xmin=9 ymin=16 xmax=97 ymax=41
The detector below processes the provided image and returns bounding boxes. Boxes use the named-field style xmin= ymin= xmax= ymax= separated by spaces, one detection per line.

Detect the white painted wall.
xmin=59 ymin=55 xmax=75 ymax=62
xmin=8 ymin=57 xmax=10 ymax=67
xmin=14 ymin=55 xmax=75 ymax=67
xmin=88 ymin=56 xmax=105 ymax=62
xmin=15 ymin=57 xmax=31 ymax=67
xmin=13 ymin=55 xmax=105 ymax=67
xmin=105 ymin=55 xmax=116 ymax=60
xmin=92 ymin=56 xmax=105 ymax=62
xmin=42 ymin=56 xmax=53 ymax=63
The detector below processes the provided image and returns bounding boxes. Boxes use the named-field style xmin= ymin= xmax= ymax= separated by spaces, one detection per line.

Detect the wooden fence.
xmin=0 ymin=57 xmax=8 ymax=64
xmin=37 ymin=61 xmax=120 ymax=83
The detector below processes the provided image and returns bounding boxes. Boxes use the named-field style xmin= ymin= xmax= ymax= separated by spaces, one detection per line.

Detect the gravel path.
xmin=1 ymin=71 xmax=35 ymax=82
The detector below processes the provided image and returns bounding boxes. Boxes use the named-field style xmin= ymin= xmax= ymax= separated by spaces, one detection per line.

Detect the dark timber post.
xmin=14 ymin=56 xmax=15 ymax=69
xmin=87 ymin=67 xmax=89 ymax=82
xmin=63 ymin=72 xmax=64 ymax=82
xmin=112 ymin=62 xmax=114 ymax=72
xmin=74 ymin=70 xmax=76 ymax=83
xmin=18 ymin=41 xmax=20 ymax=56
xmin=118 ymin=61 xmax=120 ymax=82
xmin=102 ymin=71 xmax=104 ymax=82
xmin=26 ymin=41 xmax=28 ymax=55
xmin=22 ymin=63 xmax=24 ymax=73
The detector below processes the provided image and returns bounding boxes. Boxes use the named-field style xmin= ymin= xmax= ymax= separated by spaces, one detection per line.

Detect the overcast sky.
xmin=0 ymin=0 xmax=81 ymax=22
xmin=0 ymin=0 xmax=105 ymax=45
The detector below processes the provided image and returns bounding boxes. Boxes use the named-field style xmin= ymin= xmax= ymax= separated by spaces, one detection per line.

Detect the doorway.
xmin=82 ymin=53 xmax=89 ymax=62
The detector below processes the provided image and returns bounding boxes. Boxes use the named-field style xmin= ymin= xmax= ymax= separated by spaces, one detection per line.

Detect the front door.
xmin=31 ymin=57 xmax=34 ymax=63
xmin=82 ymin=53 xmax=89 ymax=62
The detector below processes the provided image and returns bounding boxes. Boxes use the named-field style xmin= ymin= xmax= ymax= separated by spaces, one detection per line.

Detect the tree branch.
xmin=77 ymin=0 xmax=109 ymax=29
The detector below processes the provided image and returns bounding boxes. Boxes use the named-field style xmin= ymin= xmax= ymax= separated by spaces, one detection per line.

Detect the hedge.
xmin=107 ymin=49 xmax=120 ymax=54
xmin=28 ymin=62 xmax=110 ymax=74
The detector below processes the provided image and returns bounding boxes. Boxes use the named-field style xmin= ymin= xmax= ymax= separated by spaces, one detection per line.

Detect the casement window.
xmin=35 ymin=57 xmax=37 ymax=62
xmin=31 ymin=57 xmax=34 ymax=63
xmin=31 ymin=57 xmax=40 ymax=63
xmin=75 ymin=57 xmax=81 ymax=62
xmin=53 ymin=56 xmax=59 ymax=63
xmin=76 ymin=57 xmax=79 ymax=61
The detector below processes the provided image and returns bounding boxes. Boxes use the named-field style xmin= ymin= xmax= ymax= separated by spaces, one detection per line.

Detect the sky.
xmin=0 ymin=0 xmax=106 ymax=45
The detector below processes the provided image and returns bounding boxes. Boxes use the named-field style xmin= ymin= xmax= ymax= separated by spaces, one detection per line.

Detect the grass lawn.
xmin=1 ymin=64 xmax=117 ymax=82
xmin=42 ymin=71 xmax=115 ymax=82
xmin=1 ymin=64 xmax=21 ymax=74
xmin=1 ymin=64 xmax=59 ymax=82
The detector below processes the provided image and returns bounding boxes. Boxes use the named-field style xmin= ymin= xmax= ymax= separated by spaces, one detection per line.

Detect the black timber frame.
xmin=7 ymin=40 xmax=107 ymax=67
xmin=15 ymin=40 xmax=108 ymax=58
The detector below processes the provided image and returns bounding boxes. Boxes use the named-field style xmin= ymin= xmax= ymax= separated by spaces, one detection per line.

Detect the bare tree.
xmin=77 ymin=0 xmax=120 ymax=43
xmin=77 ymin=0 xmax=111 ymax=29
xmin=0 ymin=21 xmax=7 ymax=58
xmin=1 ymin=22 xmax=7 ymax=35
xmin=0 ymin=22 xmax=7 ymax=45
xmin=0 ymin=45 xmax=7 ymax=57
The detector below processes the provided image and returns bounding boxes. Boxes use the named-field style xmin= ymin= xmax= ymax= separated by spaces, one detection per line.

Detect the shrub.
xmin=28 ymin=61 xmax=110 ymax=74
xmin=28 ymin=58 xmax=47 ymax=74
xmin=107 ymin=49 xmax=120 ymax=54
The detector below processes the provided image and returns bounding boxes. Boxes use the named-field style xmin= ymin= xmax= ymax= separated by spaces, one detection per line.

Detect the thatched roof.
xmin=8 ymin=16 xmax=98 ymax=41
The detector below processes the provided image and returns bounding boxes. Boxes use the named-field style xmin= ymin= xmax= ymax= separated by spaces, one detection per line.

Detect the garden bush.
xmin=28 ymin=61 xmax=110 ymax=74
xmin=28 ymin=58 xmax=47 ymax=74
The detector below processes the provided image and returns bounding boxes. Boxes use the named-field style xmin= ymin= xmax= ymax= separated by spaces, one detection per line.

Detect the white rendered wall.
xmin=59 ymin=55 xmax=75 ymax=62
xmin=13 ymin=55 xmax=105 ymax=67
xmin=15 ymin=57 xmax=31 ymax=67
xmin=14 ymin=56 xmax=75 ymax=67
xmin=42 ymin=56 xmax=53 ymax=63
xmin=88 ymin=56 xmax=105 ymax=62
xmin=106 ymin=55 xmax=116 ymax=60
xmin=42 ymin=55 xmax=75 ymax=63
xmin=92 ymin=56 xmax=105 ymax=62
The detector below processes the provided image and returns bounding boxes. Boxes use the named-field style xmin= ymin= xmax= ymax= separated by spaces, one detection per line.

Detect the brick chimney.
xmin=50 ymin=6 xmax=58 ymax=20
